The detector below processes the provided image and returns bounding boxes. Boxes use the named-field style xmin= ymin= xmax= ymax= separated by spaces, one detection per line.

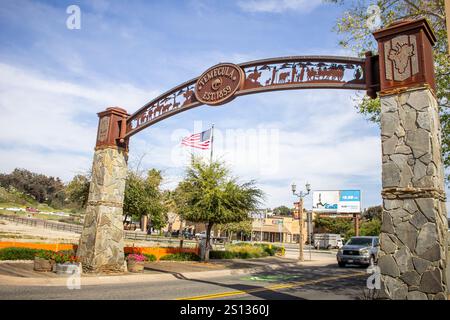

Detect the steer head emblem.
xmin=211 ymin=78 xmax=222 ymax=91
xmin=388 ymin=42 xmax=415 ymax=74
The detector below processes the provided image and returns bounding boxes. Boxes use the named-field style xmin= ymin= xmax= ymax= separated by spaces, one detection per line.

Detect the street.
xmin=0 ymin=258 xmax=369 ymax=300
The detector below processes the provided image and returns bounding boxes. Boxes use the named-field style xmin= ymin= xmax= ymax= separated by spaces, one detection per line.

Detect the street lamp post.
xmin=291 ymin=181 xmax=311 ymax=262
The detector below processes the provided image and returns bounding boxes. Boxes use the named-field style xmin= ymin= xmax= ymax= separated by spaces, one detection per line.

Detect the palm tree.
xmin=176 ymin=157 xmax=264 ymax=261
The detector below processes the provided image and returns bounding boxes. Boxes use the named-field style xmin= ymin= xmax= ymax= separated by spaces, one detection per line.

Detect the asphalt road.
xmin=0 ymin=263 xmax=369 ymax=300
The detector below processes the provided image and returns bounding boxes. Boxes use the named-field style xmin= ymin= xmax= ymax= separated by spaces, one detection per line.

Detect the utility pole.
xmin=292 ymin=181 xmax=311 ymax=262
xmin=354 ymin=213 xmax=360 ymax=236
xmin=307 ymin=210 xmax=312 ymax=261
xmin=298 ymin=197 xmax=304 ymax=261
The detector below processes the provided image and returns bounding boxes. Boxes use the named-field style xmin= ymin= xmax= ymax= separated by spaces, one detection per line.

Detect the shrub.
xmin=35 ymin=250 xmax=56 ymax=260
xmin=260 ymin=244 xmax=276 ymax=256
xmin=254 ymin=244 xmax=285 ymax=256
xmin=57 ymin=249 xmax=76 ymax=256
xmin=233 ymin=242 xmax=251 ymax=247
xmin=159 ymin=252 xmax=200 ymax=261
xmin=227 ymin=244 xmax=267 ymax=258
xmin=143 ymin=253 xmax=157 ymax=262
xmin=275 ymin=246 xmax=285 ymax=256
xmin=54 ymin=252 xmax=79 ymax=264
xmin=210 ymin=244 xmax=276 ymax=259
xmin=35 ymin=250 xmax=79 ymax=263
xmin=209 ymin=250 xmax=237 ymax=259
xmin=0 ymin=247 xmax=48 ymax=260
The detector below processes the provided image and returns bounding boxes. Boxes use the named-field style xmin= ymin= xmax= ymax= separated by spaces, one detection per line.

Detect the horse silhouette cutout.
xmin=278 ymin=71 xmax=290 ymax=83
xmin=244 ymin=68 xmax=263 ymax=88
xmin=182 ymin=89 xmax=194 ymax=106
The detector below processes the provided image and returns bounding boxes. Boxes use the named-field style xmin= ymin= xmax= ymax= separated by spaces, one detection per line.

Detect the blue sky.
xmin=0 ymin=0 xmax=448 ymax=212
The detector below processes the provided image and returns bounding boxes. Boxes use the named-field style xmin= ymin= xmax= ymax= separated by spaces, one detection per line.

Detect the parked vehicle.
xmin=336 ymin=236 xmax=379 ymax=267
xmin=313 ymin=233 xmax=343 ymax=249
xmin=182 ymin=231 xmax=195 ymax=240
xmin=212 ymin=236 xmax=228 ymax=244
xmin=195 ymin=231 xmax=207 ymax=239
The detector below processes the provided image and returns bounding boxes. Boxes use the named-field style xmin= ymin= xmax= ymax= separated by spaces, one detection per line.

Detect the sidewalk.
xmin=0 ymin=254 xmax=337 ymax=287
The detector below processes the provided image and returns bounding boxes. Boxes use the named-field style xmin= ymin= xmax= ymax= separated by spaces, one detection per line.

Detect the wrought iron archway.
xmin=124 ymin=54 xmax=379 ymax=139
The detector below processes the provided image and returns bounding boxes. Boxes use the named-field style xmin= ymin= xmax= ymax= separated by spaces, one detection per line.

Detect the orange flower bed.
xmin=0 ymin=241 xmax=77 ymax=252
xmin=124 ymin=246 xmax=200 ymax=260
xmin=0 ymin=241 xmax=199 ymax=260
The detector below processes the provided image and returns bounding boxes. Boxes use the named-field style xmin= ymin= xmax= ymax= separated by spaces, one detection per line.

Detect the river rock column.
xmin=77 ymin=107 xmax=129 ymax=273
xmin=374 ymin=19 xmax=448 ymax=299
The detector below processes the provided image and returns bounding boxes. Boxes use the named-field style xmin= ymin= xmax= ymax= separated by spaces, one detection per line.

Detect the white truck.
xmin=313 ymin=233 xmax=343 ymax=249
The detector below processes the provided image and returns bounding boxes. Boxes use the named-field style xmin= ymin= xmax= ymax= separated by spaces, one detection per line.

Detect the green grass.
xmin=0 ymin=186 xmax=38 ymax=206
xmin=0 ymin=186 xmax=84 ymax=216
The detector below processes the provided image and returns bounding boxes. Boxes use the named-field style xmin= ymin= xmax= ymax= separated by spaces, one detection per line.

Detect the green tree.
xmin=176 ymin=157 xmax=264 ymax=261
xmin=123 ymin=169 xmax=168 ymax=231
xmin=218 ymin=220 xmax=253 ymax=241
xmin=314 ymin=216 xmax=354 ymax=235
xmin=314 ymin=215 xmax=381 ymax=241
xmin=360 ymin=218 xmax=381 ymax=236
xmin=363 ymin=205 xmax=382 ymax=220
xmin=65 ymin=173 xmax=91 ymax=209
xmin=0 ymin=168 xmax=65 ymax=206
xmin=272 ymin=205 xmax=293 ymax=216
xmin=330 ymin=0 xmax=450 ymax=180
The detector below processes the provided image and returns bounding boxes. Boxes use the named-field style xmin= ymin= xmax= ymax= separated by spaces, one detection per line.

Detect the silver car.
xmin=336 ymin=236 xmax=379 ymax=267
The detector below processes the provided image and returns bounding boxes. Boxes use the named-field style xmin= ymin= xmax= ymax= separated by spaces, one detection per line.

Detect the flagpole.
xmin=210 ymin=124 xmax=214 ymax=163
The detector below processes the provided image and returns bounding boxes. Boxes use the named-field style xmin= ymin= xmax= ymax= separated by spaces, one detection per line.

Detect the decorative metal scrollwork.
xmin=126 ymin=56 xmax=368 ymax=138
xmin=238 ymin=56 xmax=366 ymax=95
xmin=127 ymin=79 xmax=199 ymax=137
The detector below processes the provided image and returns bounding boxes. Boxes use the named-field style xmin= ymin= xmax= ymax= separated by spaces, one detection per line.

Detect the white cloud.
xmin=237 ymin=0 xmax=322 ymax=13
xmin=0 ymin=62 xmax=158 ymax=180
xmin=0 ymin=147 xmax=91 ymax=181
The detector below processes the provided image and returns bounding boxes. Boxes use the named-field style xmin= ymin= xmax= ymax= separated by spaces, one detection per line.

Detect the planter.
xmin=33 ymin=257 xmax=54 ymax=272
xmin=127 ymin=260 xmax=145 ymax=273
xmin=55 ymin=262 xmax=82 ymax=275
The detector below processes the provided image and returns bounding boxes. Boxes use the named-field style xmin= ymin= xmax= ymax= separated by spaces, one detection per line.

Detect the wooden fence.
xmin=0 ymin=213 xmax=199 ymax=247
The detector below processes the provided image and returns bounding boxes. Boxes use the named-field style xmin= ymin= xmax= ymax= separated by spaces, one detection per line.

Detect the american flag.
xmin=181 ymin=128 xmax=212 ymax=150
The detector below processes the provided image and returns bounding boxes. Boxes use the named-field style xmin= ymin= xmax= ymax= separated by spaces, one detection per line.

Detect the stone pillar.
xmin=374 ymin=19 xmax=448 ymax=299
xmin=77 ymin=107 xmax=129 ymax=273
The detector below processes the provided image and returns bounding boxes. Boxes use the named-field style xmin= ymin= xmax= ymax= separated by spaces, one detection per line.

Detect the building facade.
xmin=251 ymin=211 xmax=316 ymax=244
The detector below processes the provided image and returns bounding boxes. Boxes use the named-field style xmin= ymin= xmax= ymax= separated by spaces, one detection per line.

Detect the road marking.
xmin=176 ymin=272 xmax=366 ymax=300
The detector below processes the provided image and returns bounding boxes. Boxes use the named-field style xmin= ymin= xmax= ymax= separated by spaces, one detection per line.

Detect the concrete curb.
xmin=0 ymin=260 xmax=335 ymax=287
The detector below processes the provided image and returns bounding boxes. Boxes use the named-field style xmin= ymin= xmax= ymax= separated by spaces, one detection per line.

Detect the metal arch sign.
xmin=125 ymin=55 xmax=379 ymax=138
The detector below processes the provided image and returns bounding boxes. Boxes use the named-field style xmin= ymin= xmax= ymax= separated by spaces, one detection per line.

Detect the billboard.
xmin=312 ymin=191 xmax=339 ymax=212
xmin=312 ymin=190 xmax=361 ymax=213
xmin=338 ymin=190 xmax=361 ymax=213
